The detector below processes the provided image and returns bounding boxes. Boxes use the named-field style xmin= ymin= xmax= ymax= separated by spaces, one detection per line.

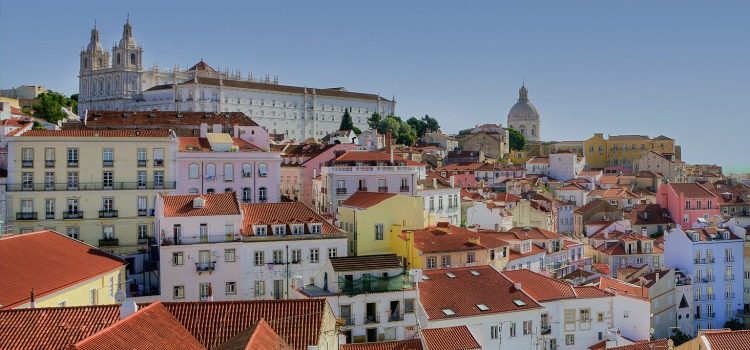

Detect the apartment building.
xmin=584 ymin=133 xmax=678 ymax=172
xmin=278 ymin=143 xmax=357 ymax=204
xmin=657 ymin=183 xmax=721 ymax=227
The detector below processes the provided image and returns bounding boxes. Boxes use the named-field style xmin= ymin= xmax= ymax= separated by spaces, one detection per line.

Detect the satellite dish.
xmin=115 ymin=290 xmax=126 ymax=304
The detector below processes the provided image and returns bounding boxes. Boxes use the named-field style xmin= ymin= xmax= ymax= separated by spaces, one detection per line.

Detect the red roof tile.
xmin=71 ymin=302 xmax=205 ymax=350
xmin=341 ymin=339 xmax=423 ymax=350
xmin=503 ymin=269 xmax=577 ymax=301
xmin=162 ymin=299 xmax=327 ymax=350
xmin=340 ymin=191 xmax=397 ymax=209
xmin=217 ymin=318 xmax=292 ymax=350
xmin=666 ymin=183 xmax=719 ymax=199
xmin=161 ymin=192 xmax=241 ymax=218
xmin=410 ymin=226 xmax=507 ymax=254
xmin=18 ymin=129 xmax=174 ymax=137
xmin=608 ymin=339 xmax=672 ymax=350
xmin=179 ymin=136 xmax=263 ymax=152
xmin=597 ymin=276 xmax=649 ymax=300
xmin=0 ymin=231 xmax=126 ymax=310
xmin=0 ymin=305 xmax=120 ymax=349
xmin=418 ymin=266 xmax=542 ymax=320
xmin=330 ymin=254 xmax=402 ymax=272
xmin=507 ymin=244 xmax=546 ymax=261
xmin=700 ymin=329 xmax=750 ymax=350
xmin=241 ymin=202 xmax=340 ymax=236
xmin=333 ymin=151 xmax=424 ymax=166
xmin=507 ymin=227 xmax=562 ymax=240
xmin=421 ymin=326 xmax=481 ymax=350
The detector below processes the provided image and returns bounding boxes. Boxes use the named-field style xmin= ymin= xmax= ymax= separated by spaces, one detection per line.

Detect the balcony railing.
xmin=16 ymin=212 xmax=37 ymax=220
xmin=195 ymin=261 xmax=216 ymax=272
xmin=6 ymin=181 xmax=176 ymax=192
xmin=99 ymin=238 xmax=119 ymax=246
xmin=336 ymin=188 xmax=347 ymax=195
xmin=707 ymin=312 xmax=716 ymax=319
xmin=541 ymin=326 xmax=551 ymax=335
xmin=45 ymin=160 xmax=55 ymax=167
xmin=137 ymin=159 xmax=147 ymax=167
xmin=137 ymin=237 xmax=150 ymax=245
xmin=364 ymin=314 xmax=380 ymax=324
xmin=341 ymin=315 xmax=354 ymax=326
xmin=99 ymin=210 xmax=119 ymax=218
xmin=378 ymin=186 xmax=388 ymax=192
xmin=63 ymin=211 xmax=84 ymax=219
xmin=138 ymin=209 xmax=148 ymax=216
xmin=400 ymin=186 xmax=410 ymax=192
xmin=357 ymin=187 xmax=368 ymax=192
xmin=103 ymin=160 xmax=114 ymax=167
xmin=388 ymin=312 xmax=403 ymax=322
xmin=68 ymin=160 xmax=78 ymax=167
xmin=45 ymin=212 xmax=54 ymax=219
xmin=726 ymin=293 xmax=735 ymax=299
xmin=22 ymin=160 xmax=33 ymax=168
xmin=154 ymin=159 xmax=164 ymax=167
xmin=726 ymin=256 xmax=735 ymax=263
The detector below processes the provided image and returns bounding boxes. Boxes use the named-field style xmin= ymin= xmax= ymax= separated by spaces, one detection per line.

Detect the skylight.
xmin=470 ymin=270 xmax=480 ymax=276
xmin=476 ymin=304 xmax=490 ymax=311
xmin=422 ymin=275 xmax=431 ymax=280
xmin=446 ymin=272 xmax=456 ymax=278
xmin=442 ymin=308 xmax=456 ymax=316
xmin=513 ymin=299 xmax=527 ymax=307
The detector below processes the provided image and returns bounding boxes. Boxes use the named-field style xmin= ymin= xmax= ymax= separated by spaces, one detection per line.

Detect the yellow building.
xmin=338 ymin=191 xmax=425 ymax=256
xmin=583 ymin=133 xmax=677 ymax=170
xmin=0 ymin=230 xmax=127 ymax=310
xmin=5 ymin=129 xmax=178 ymax=259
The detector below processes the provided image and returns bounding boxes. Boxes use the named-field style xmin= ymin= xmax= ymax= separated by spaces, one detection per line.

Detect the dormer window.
xmin=291 ymin=224 xmax=304 ymax=235
xmin=272 ymin=225 xmax=286 ymax=235
xmin=193 ymin=197 xmax=205 ymax=208
xmin=309 ymin=223 xmax=322 ymax=234
xmin=254 ymin=225 xmax=267 ymax=236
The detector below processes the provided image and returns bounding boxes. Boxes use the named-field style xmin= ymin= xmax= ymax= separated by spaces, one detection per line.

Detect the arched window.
xmin=84 ymin=57 xmax=88 ymax=68
xmin=130 ymin=53 xmax=136 ymax=65
xmin=242 ymin=188 xmax=251 ymax=203
xmin=224 ymin=163 xmax=234 ymax=181
xmin=242 ymin=164 xmax=252 ymax=177
xmin=116 ymin=53 xmax=121 ymax=65
xmin=188 ymin=163 xmax=199 ymax=179
xmin=206 ymin=164 xmax=216 ymax=180
xmin=531 ymin=126 xmax=536 ymax=136
xmin=258 ymin=163 xmax=268 ymax=177
xmin=97 ymin=58 xmax=102 ymax=67
xmin=258 ymin=187 xmax=267 ymax=202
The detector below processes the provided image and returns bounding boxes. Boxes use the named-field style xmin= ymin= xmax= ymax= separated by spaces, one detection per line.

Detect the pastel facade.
xmin=583 ymin=133 xmax=678 ymax=171
xmin=657 ymin=183 xmax=721 ymax=228
xmin=279 ymin=143 xmax=358 ymax=204
xmin=636 ymin=151 xmax=687 ymax=183
xmin=418 ymin=178 xmax=461 ymax=226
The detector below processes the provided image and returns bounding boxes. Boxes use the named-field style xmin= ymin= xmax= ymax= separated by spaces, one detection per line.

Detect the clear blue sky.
xmin=1 ymin=1 xmax=747 ymax=172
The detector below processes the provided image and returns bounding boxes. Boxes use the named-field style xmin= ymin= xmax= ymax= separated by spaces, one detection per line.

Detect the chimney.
xmin=449 ymin=176 xmax=455 ymax=188
xmin=655 ymin=272 xmax=660 ymax=281
xmin=514 ymin=282 xmax=522 ymax=291
xmin=29 ymin=289 xmax=35 ymax=308
xmin=432 ymin=178 xmax=437 ymax=189
xmin=119 ymin=300 xmax=138 ymax=320
xmin=435 ymin=221 xmax=450 ymax=233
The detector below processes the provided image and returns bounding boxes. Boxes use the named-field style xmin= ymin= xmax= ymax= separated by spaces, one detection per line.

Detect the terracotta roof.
xmin=340 ymin=191 xmax=397 ymax=209
xmin=602 ymin=188 xmax=640 ymax=199
xmin=85 ymin=111 xmax=258 ymax=127
xmin=526 ymin=156 xmax=549 ymax=165
xmin=71 ymin=302 xmax=205 ymax=350
xmin=161 ymin=192 xmax=241 ymax=218
xmin=599 ymin=175 xmax=620 ymax=185
xmin=597 ymin=276 xmax=649 ymax=300
xmin=558 ymin=182 xmax=588 ymax=191
xmin=178 ymin=136 xmax=263 ymax=152
xmin=332 ymin=151 xmax=423 ymax=166
xmin=699 ymin=329 xmax=750 ymax=350
xmin=215 ymin=318 xmax=291 ymax=350
xmin=418 ymin=266 xmax=542 ymax=320
xmin=494 ymin=192 xmax=521 ymax=202
xmin=594 ymin=241 xmax=663 ymax=256
xmin=421 ymin=326 xmax=480 ymax=350
xmin=503 ymin=269 xmax=613 ymax=302
xmin=507 ymin=244 xmax=546 ymax=261
xmin=507 ymin=227 xmax=562 ymax=240
xmin=666 ymin=183 xmax=719 ymax=199
xmin=341 ymin=339 xmax=422 ymax=350
xmin=437 ymin=163 xmax=484 ymax=172
xmin=410 ymin=226 xmax=507 ymax=253
xmin=0 ymin=305 xmax=120 ymax=349
xmin=625 ymin=204 xmax=674 ymax=226
xmin=330 ymin=254 xmax=402 ymax=272
xmin=608 ymin=339 xmax=672 ymax=350
xmin=592 ymin=264 xmax=611 ymax=276
xmin=17 ymin=129 xmax=174 ymax=138
xmin=162 ymin=299 xmax=327 ymax=350
xmin=0 ymin=231 xmax=126 ymax=310
xmin=241 ymin=202 xmax=340 ymax=236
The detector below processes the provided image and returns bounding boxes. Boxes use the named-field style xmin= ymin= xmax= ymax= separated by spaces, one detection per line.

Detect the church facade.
xmin=506 ymin=85 xmax=541 ymax=142
xmin=78 ymin=20 xmax=395 ymax=139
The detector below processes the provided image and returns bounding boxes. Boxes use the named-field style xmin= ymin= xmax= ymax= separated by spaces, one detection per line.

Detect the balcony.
xmin=726 ymin=293 xmax=735 ymax=299
xmin=98 ymin=210 xmax=119 ymax=218
xmin=541 ymin=326 xmax=551 ymax=335
xmin=45 ymin=160 xmax=55 ymax=168
xmin=63 ymin=211 xmax=84 ymax=219
xmin=707 ymin=312 xmax=716 ymax=319
xmin=357 ymin=187 xmax=368 ymax=192
xmin=99 ymin=238 xmax=119 ymax=246
xmin=399 ymin=186 xmax=410 ymax=192
xmin=102 ymin=160 xmax=114 ymax=167
xmin=336 ymin=188 xmax=347 ymax=195
xmin=45 ymin=212 xmax=54 ymax=219
xmin=137 ymin=159 xmax=147 ymax=167
xmin=154 ymin=159 xmax=164 ymax=167
xmin=195 ymin=261 xmax=216 ymax=272
xmin=726 ymin=274 xmax=735 ymax=281
xmin=377 ymin=186 xmax=388 ymax=192
xmin=15 ymin=212 xmax=37 ymax=220
xmin=726 ymin=256 xmax=735 ymax=263
xmin=67 ymin=160 xmax=78 ymax=167
xmin=364 ymin=314 xmax=380 ymax=324
xmin=6 ymin=181 xmax=177 ymax=192
xmin=22 ymin=160 xmax=33 ymax=168
xmin=341 ymin=315 xmax=355 ymax=326
xmin=138 ymin=209 xmax=148 ymax=216
xmin=388 ymin=312 xmax=404 ymax=322
xmin=137 ymin=237 xmax=150 ymax=245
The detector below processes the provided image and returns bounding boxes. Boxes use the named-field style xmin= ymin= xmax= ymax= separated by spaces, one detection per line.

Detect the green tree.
xmin=724 ymin=318 xmax=744 ymax=330
xmin=669 ymin=329 xmax=691 ymax=346
xmin=406 ymin=117 xmax=426 ymax=138
xmin=508 ymin=128 xmax=526 ymax=151
xmin=397 ymin=122 xmax=417 ymax=146
xmin=339 ymin=109 xmax=355 ymax=131
xmin=422 ymin=114 xmax=440 ymax=133
xmin=31 ymin=91 xmax=68 ymax=123
xmin=69 ymin=93 xmax=79 ymax=114
xmin=367 ymin=113 xmax=382 ymax=130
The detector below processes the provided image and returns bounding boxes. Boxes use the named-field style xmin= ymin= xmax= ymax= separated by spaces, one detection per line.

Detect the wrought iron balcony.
xmin=137 ymin=159 xmax=147 ymax=167
xmin=16 ymin=212 xmax=37 ymax=220
xmin=6 ymin=181 xmax=176 ymax=192
xmin=154 ymin=159 xmax=164 ymax=167
xmin=378 ymin=186 xmax=388 ymax=192
xmin=63 ymin=211 xmax=84 ymax=219
xmin=99 ymin=210 xmax=119 ymax=218
xmin=138 ymin=209 xmax=148 ymax=216
xmin=357 ymin=186 xmax=368 ymax=192
xmin=388 ymin=312 xmax=403 ymax=322
xmin=400 ymin=186 xmax=410 ymax=192
xmin=541 ymin=325 xmax=552 ymax=335
xmin=45 ymin=212 xmax=54 ymax=219
xmin=137 ymin=237 xmax=150 ymax=245
xmin=195 ymin=261 xmax=216 ymax=272
xmin=45 ymin=160 xmax=55 ymax=167
xmin=102 ymin=160 xmax=114 ymax=167
xmin=364 ymin=314 xmax=380 ymax=324
xmin=99 ymin=238 xmax=119 ymax=246
xmin=67 ymin=160 xmax=78 ymax=167
xmin=336 ymin=188 xmax=347 ymax=195
xmin=22 ymin=160 xmax=33 ymax=168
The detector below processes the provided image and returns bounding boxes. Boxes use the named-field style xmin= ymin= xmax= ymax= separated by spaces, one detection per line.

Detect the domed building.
xmin=507 ymin=84 xmax=541 ymax=142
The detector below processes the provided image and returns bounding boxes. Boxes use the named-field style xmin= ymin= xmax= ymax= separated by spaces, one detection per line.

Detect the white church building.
xmin=78 ymin=19 xmax=396 ymax=139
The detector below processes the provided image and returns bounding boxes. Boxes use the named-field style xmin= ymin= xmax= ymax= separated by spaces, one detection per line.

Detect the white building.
xmin=78 ymin=20 xmax=395 ymax=140
xmin=548 ymin=152 xmax=585 ymax=181
xmin=313 ymin=150 xmax=426 ymax=216
xmin=418 ymin=177 xmax=461 ymax=226
xmin=295 ymin=254 xmax=418 ymax=344
xmin=466 ymin=201 xmax=514 ymax=231
xmin=156 ymin=193 xmax=347 ymax=301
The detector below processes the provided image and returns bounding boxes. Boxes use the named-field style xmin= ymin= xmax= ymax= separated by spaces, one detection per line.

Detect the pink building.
xmin=175 ymin=124 xmax=281 ymax=203
xmin=656 ymin=183 xmax=720 ymax=228
xmin=278 ymin=143 xmax=357 ymax=205
xmin=435 ymin=163 xmax=482 ymax=188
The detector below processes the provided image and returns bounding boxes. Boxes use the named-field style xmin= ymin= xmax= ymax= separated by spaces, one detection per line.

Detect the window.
xmin=172 ymin=252 xmax=184 ymax=266
xmin=45 ymin=148 xmax=55 ymax=167
xmin=137 ymin=224 xmax=147 ymax=240
xmin=523 ymin=320 xmax=533 ymax=335
xmin=199 ymin=283 xmax=211 ymax=300
xmin=173 ymin=286 xmax=185 ymax=299
xmin=310 ymin=224 xmax=322 ymax=234
xmin=292 ymin=249 xmax=302 ymax=263
xmin=21 ymin=172 xmax=33 ymax=190
xmin=254 ymin=251 xmax=265 ymax=266
xmin=224 ymin=163 xmax=234 ymax=181
xmin=137 ymin=197 xmax=147 ymax=216
xmin=242 ymin=164 xmax=252 ymax=177
xmin=254 ymin=280 xmax=265 ymax=296
xmin=429 ymin=197 xmax=434 ymax=211
xmin=137 ymin=171 xmax=146 ymax=188
xmin=375 ymin=224 xmax=384 ymax=240
xmin=242 ymin=187 xmax=251 ymax=202
xmin=597 ymin=312 xmax=605 ymax=322
xmin=137 ymin=148 xmax=147 ymax=166
xmin=438 ymin=196 xmax=444 ymax=210
xmin=102 ymin=148 xmax=113 ymax=166
xmin=427 ymin=257 xmax=437 ymax=269
xmin=66 ymin=226 xmax=80 ymax=239
xmin=21 ymin=148 xmax=33 ymax=167
xmin=565 ymin=334 xmax=575 ymax=346
xmin=509 ymin=322 xmax=516 ymax=337
xmin=67 ymin=148 xmax=79 ymax=166
xmin=153 ymin=148 xmax=164 ymax=166
xmin=255 ymin=226 xmax=267 ymax=236
xmin=153 ymin=171 xmax=164 ymax=188
xmin=259 ymin=187 xmax=267 ymax=201
xmin=102 ymin=226 xmax=115 ymax=240
xmin=564 ymin=309 xmax=576 ymax=323
xmin=328 ymin=247 xmax=338 ymax=258
xmin=441 ymin=255 xmax=451 ymax=267
xmin=45 ymin=199 xmax=55 ymax=219
xmin=189 ymin=164 xmax=199 ymax=179
xmin=225 ymin=249 xmax=236 ymax=262
xmin=291 ymin=224 xmax=303 ymax=235
xmin=580 ymin=308 xmax=591 ymax=322
xmin=405 ymin=298 xmax=415 ymax=313
xmin=490 ymin=325 xmax=500 ymax=339
xmin=467 ymin=252 xmax=476 ymax=264
xmin=310 ymin=249 xmax=320 ymax=263
xmin=225 ymin=282 xmax=237 ymax=295
xmin=273 ymin=225 xmax=285 ymax=235
xmin=258 ymin=163 xmax=268 ymax=177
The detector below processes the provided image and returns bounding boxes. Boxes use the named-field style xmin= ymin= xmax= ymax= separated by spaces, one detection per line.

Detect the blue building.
xmin=664 ymin=224 xmax=745 ymax=335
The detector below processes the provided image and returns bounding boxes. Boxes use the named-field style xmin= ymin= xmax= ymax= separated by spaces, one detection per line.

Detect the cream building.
xmin=507 ymin=84 xmax=541 ymax=142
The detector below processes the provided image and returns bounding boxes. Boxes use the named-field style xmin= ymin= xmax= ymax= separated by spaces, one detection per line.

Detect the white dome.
xmin=507 ymin=85 xmax=540 ymax=122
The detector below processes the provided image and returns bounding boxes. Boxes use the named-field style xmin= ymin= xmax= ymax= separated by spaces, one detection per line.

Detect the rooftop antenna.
xmin=94 ymin=19 xmax=97 ymax=30
xmin=126 ymin=13 xmax=130 ymax=24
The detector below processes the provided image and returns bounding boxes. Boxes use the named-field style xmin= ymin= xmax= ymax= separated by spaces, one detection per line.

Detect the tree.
xmin=69 ymin=93 xmax=79 ymax=114
xmin=508 ymin=128 xmax=526 ymax=151
xmin=31 ymin=91 xmax=68 ymax=123
xmin=367 ymin=113 xmax=382 ymax=130
xmin=406 ymin=117 xmax=426 ymax=138
xmin=397 ymin=122 xmax=417 ymax=146
xmin=339 ymin=109 xmax=355 ymax=131
xmin=422 ymin=114 xmax=440 ymax=133
xmin=724 ymin=318 xmax=744 ymax=330
xmin=669 ymin=329 xmax=691 ymax=346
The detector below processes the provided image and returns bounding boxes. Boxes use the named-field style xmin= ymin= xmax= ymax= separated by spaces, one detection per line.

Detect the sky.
xmin=1 ymin=1 xmax=748 ymax=172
